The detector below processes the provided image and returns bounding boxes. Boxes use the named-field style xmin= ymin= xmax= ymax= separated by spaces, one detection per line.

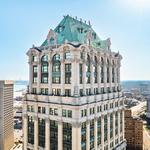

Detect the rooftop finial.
xmin=88 ymin=20 xmax=91 ymax=26
xmin=32 ymin=44 xmax=35 ymax=48
xmin=75 ymin=16 xmax=77 ymax=20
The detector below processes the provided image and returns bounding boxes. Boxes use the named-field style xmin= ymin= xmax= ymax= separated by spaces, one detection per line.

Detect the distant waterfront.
xmin=14 ymin=80 xmax=28 ymax=98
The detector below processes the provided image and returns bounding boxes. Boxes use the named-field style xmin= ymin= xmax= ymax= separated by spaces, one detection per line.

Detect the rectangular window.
xmin=65 ymin=89 xmax=71 ymax=96
xmin=38 ymin=118 xmax=45 ymax=147
xmin=50 ymin=120 xmax=58 ymax=150
xmin=65 ymin=64 xmax=71 ymax=84
xmin=33 ymin=66 xmax=37 ymax=73
xmin=28 ymin=116 xmax=34 ymax=144
xmin=32 ymin=88 xmax=36 ymax=94
xmin=62 ymin=109 xmax=67 ymax=117
xmin=68 ymin=110 xmax=72 ymax=118
xmin=41 ymin=76 xmax=48 ymax=83
xmin=54 ymin=108 xmax=58 ymax=116
xmin=32 ymin=56 xmax=37 ymax=62
xmin=63 ymin=123 xmax=72 ymax=150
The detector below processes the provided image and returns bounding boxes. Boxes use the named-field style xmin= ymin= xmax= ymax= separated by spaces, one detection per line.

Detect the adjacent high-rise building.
xmin=23 ymin=15 xmax=126 ymax=150
xmin=0 ymin=80 xmax=14 ymax=150
xmin=125 ymin=109 xmax=143 ymax=150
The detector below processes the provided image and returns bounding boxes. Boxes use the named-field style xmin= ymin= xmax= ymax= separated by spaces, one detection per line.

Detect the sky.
xmin=0 ymin=0 xmax=150 ymax=81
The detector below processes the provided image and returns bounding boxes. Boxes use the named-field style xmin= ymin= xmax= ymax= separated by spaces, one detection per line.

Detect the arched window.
xmin=107 ymin=59 xmax=109 ymax=83
xmin=41 ymin=55 xmax=48 ymax=83
xmin=52 ymin=54 xmax=61 ymax=84
xmin=94 ymin=56 xmax=97 ymax=83
xmin=101 ymin=57 xmax=104 ymax=83
xmin=86 ymin=54 xmax=91 ymax=84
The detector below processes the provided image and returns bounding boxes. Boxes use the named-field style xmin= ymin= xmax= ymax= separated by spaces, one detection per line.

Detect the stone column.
xmin=34 ymin=115 xmax=38 ymax=150
xmin=37 ymin=60 xmax=41 ymax=94
xmin=109 ymin=62 xmax=112 ymax=92
xmin=86 ymin=121 xmax=90 ymax=150
xmin=97 ymin=62 xmax=101 ymax=94
xmin=60 ymin=58 xmax=65 ymax=95
xmin=23 ymin=114 xmax=28 ymax=150
xmin=72 ymin=123 xmax=81 ymax=150
xmin=71 ymin=51 xmax=80 ymax=97
xmin=90 ymin=61 xmax=94 ymax=95
xmin=107 ymin=113 xmax=110 ymax=150
xmin=83 ymin=62 xmax=86 ymax=95
xmin=122 ymin=109 xmax=125 ymax=140
xmin=94 ymin=118 xmax=98 ymax=150
xmin=101 ymin=115 xmax=104 ymax=150
xmin=118 ymin=110 xmax=121 ymax=143
xmin=29 ymin=60 xmax=33 ymax=93
xmin=114 ymin=63 xmax=118 ymax=92
xmin=113 ymin=112 xmax=116 ymax=147
xmin=103 ymin=58 xmax=107 ymax=93
xmin=45 ymin=118 xmax=50 ymax=150
xmin=48 ymin=60 xmax=52 ymax=95
xmin=58 ymin=121 xmax=63 ymax=150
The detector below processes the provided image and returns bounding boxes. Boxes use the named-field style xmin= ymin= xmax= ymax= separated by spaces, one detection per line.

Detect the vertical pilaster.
xmin=29 ymin=61 xmax=32 ymax=93
xmin=113 ymin=112 xmax=116 ymax=147
xmin=86 ymin=121 xmax=90 ymax=150
xmin=23 ymin=114 xmax=28 ymax=150
xmin=83 ymin=52 xmax=87 ymax=95
xmin=94 ymin=118 xmax=98 ymax=150
xmin=72 ymin=123 xmax=81 ymax=150
xmin=107 ymin=113 xmax=110 ymax=150
xmin=37 ymin=60 xmax=41 ymax=94
xmin=118 ymin=110 xmax=121 ymax=143
xmin=114 ymin=62 xmax=117 ymax=92
xmin=60 ymin=52 xmax=65 ymax=95
xmin=34 ymin=116 xmax=38 ymax=150
xmin=109 ymin=61 xmax=112 ymax=92
xmin=103 ymin=57 xmax=107 ymax=93
xmin=73 ymin=51 xmax=80 ymax=96
xmin=48 ymin=60 xmax=52 ymax=95
xmin=97 ymin=61 xmax=101 ymax=94
xmin=122 ymin=109 xmax=125 ymax=140
xmin=58 ymin=121 xmax=63 ymax=150
xmin=90 ymin=54 xmax=94 ymax=94
xmin=101 ymin=115 xmax=104 ymax=150
xmin=83 ymin=62 xmax=86 ymax=95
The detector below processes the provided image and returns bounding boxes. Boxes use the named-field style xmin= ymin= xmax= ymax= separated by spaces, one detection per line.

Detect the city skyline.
xmin=0 ymin=0 xmax=150 ymax=80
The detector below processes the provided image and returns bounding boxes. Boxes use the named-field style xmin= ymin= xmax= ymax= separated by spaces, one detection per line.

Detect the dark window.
xmin=52 ymin=54 xmax=61 ymax=84
xmin=63 ymin=123 xmax=72 ymax=150
xmin=41 ymin=55 xmax=48 ymax=84
xmin=38 ymin=118 xmax=45 ymax=147
xmin=28 ymin=116 xmax=34 ymax=144
xmin=81 ymin=122 xmax=86 ymax=150
xmin=65 ymin=89 xmax=71 ymax=96
xmin=65 ymin=64 xmax=71 ymax=84
xmin=50 ymin=120 xmax=58 ymax=150
xmin=90 ymin=120 xmax=94 ymax=149
xmin=80 ymin=64 xmax=83 ymax=84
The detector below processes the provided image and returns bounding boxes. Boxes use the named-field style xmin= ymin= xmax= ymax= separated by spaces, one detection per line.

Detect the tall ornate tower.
xmin=23 ymin=15 xmax=126 ymax=150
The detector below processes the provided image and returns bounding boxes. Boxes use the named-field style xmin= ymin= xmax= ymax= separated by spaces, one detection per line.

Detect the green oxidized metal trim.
xmin=41 ymin=15 xmax=109 ymax=50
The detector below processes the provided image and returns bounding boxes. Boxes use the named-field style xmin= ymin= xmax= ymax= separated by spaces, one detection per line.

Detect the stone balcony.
xmin=25 ymin=92 xmax=123 ymax=106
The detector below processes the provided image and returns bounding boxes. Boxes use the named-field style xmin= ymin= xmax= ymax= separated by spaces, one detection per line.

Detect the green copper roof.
xmin=42 ymin=15 xmax=110 ymax=50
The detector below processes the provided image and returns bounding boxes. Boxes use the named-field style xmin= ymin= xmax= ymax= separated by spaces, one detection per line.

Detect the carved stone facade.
xmin=23 ymin=16 xmax=126 ymax=150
